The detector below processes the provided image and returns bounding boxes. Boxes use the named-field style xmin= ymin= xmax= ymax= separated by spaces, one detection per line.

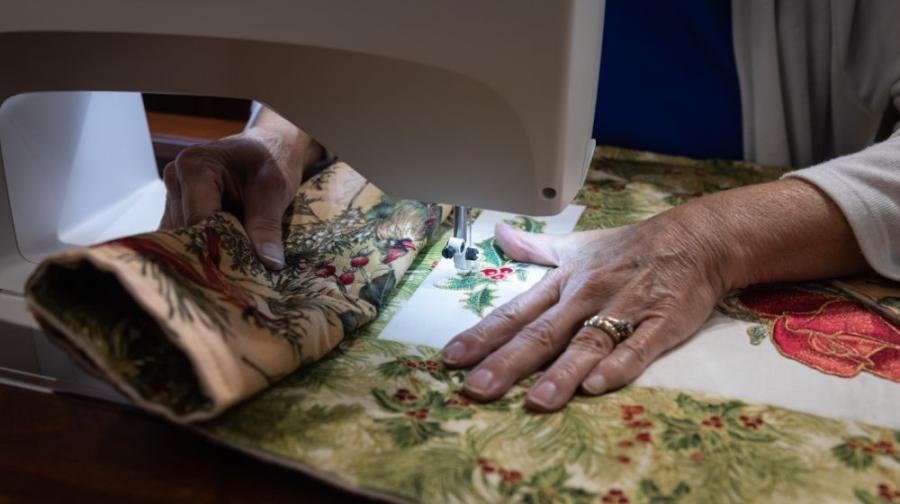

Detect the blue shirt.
xmin=593 ymin=0 xmax=743 ymax=160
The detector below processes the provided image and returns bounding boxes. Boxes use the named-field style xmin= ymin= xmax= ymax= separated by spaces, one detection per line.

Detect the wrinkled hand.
xmin=440 ymin=206 xmax=731 ymax=412
xmin=159 ymin=127 xmax=321 ymax=270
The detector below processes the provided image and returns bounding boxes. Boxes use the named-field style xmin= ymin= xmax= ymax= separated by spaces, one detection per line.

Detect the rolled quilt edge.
xmin=23 ymin=163 xmax=447 ymax=423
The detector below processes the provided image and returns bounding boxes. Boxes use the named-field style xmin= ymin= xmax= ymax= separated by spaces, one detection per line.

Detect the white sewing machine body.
xmin=0 ymin=0 xmax=604 ymax=398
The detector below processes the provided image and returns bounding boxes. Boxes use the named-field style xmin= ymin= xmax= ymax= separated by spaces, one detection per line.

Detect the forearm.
xmin=675 ymin=178 xmax=870 ymax=292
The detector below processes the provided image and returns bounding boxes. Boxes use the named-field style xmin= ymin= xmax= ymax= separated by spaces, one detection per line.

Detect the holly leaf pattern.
xmin=439 ymin=273 xmax=493 ymax=291
xmin=436 ymin=214 xmax=547 ymax=317
xmin=477 ymin=236 xmax=506 ymax=268
xmin=376 ymin=417 xmax=451 ymax=447
xmin=833 ymin=437 xmax=877 ymax=470
xmin=465 ymin=286 xmax=496 ymax=317
xmin=639 ymin=479 xmax=691 ymax=503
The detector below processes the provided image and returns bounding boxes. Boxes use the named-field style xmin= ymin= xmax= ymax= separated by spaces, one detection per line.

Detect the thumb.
xmin=494 ymin=223 xmax=607 ymax=266
xmin=243 ymin=171 xmax=291 ymax=271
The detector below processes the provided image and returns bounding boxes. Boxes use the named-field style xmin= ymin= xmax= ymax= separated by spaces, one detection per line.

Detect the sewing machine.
xmin=0 ymin=0 xmax=604 ymax=399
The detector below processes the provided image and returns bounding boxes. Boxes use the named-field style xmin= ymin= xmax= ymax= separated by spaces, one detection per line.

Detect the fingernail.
xmin=442 ymin=341 xmax=466 ymax=365
xmin=259 ymin=243 xmax=285 ymax=270
xmin=465 ymin=369 xmax=495 ymax=395
xmin=582 ymin=374 xmax=607 ymax=395
xmin=529 ymin=380 xmax=559 ymax=409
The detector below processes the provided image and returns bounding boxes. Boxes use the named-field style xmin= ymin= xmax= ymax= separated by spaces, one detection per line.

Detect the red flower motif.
xmin=738 ymin=285 xmax=900 ymax=382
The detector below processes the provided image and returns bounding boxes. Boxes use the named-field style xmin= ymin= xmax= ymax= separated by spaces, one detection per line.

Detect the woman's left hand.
xmin=439 ymin=179 xmax=870 ymax=412
xmin=439 ymin=204 xmax=730 ymax=412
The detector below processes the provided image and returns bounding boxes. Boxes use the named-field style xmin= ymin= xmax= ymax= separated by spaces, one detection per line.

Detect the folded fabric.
xmin=26 ymin=163 xmax=445 ymax=421
xmin=23 ymin=147 xmax=900 ymax=503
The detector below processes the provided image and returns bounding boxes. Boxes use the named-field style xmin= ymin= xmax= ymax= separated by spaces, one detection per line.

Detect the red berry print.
xmin=480 ymin=267 xmax=516 ymax=281
xmin=701 ymin=415 xmax=723 ymax=429
xmin=404 ymin=408 xmax=428 ymax=420
xmin=738 ymin=414 xmax=764 ymax=430
xmin=350 ymin=255 xmax=369 ymax=267
xmin=876 ymin=482 xmax=900 ymax=501
xmin=339 ymin=272 xmax=355 ymax=285
xmin=445 ymin=391 xmax=471 ymax=407
xmin=621 ymin=404 xmax=645 ymax=421
xmin=601 ymin=488 xmax=630 ymax=504
xmin=635 ymin=432 xmax=652 ymax=443
xmin=616 ymin=455 xmax=631 ymax=465
xmin=392 ymin=388 xmax=417 ymax=402
xmin=875 ymin=440 xmax=896 ymax=455
xmin=476 ymin=458 xmax=523 ymax=484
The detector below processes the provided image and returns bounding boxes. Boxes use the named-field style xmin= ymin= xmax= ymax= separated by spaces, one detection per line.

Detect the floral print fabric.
xmin=720 ymin=284 xmax=900 ymax=383
xmin=26 ymin=163 xmax=444 ymax=421
xmin=24 ymin=147 xmax=900 ymax=502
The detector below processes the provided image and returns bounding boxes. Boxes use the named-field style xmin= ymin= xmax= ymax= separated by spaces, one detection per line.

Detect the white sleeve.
xmin=784 ymin=130 xmax=900 ymax=280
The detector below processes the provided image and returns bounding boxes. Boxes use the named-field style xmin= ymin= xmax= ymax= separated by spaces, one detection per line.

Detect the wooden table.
xmin=0 ymin=384 xmax=369 ymax=503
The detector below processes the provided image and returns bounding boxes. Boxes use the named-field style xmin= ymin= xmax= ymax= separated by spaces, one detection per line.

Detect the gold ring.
xmin=582 ymin=315 xmax=635 ymax=344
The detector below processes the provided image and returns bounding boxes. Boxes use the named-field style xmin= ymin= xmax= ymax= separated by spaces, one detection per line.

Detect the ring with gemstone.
xmin=582 ymin=315 xmax=635 ymax=344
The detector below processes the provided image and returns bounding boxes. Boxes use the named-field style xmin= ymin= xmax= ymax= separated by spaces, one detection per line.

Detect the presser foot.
xmin=441 ymin=237 xmax=480 ymax=272
xmin=442 ymin=205 xmax=479 ymax=272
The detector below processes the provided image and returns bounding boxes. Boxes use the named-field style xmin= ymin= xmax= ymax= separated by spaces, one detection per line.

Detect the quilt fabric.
xmin=25 ymin=149 xmax=900 ymax=503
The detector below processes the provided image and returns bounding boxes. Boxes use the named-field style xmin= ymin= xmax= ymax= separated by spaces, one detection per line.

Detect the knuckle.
xmin=485 ymin=303 xmax=521 ymax=328
xmin=547 ymin=358 xmax=581 ymax=383
xmin=617 ymin=341 xmax=651 ymax=368
xmin=162 ymin=163 xmax=179 ymax=188
xmin=517 ymin=317 xmax=557 ymax=353
xmin=483 ymin=349 xmax=519 ymax=374
xmin=569 ymin=270 xmax=608 ymax=298
xmin=174 ymin=147 xmax=219 ymax=177
xmin=570 ymin=328 xmax=615 ymax=355
xmin=250 ymin=168 xmax=292 ymax=202
xmin=175 ymin=145 xmax=209 ymax=163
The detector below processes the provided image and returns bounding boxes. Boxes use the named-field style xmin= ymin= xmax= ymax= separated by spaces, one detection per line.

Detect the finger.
xmin=525 ymin=322 xmax=618 ymax=412
xmin=494 ymin=223 xmax=608 ymax=266
xmin=176 ymin=155 xmax=224 ymax=227
xmin=161 ymin=162 xmax=184 ymax=228
xmin=159 ymin=203 xmax=174 ymax=230
xmin=243 ymin=164 xmax=291 ymax=270
xmin=581 ymin=317 xmax=671 ymax=395
xmin=461 ymin=298 xmax=596 ymax=402
xmin=441 ymin=269 xmax=564 ymax=368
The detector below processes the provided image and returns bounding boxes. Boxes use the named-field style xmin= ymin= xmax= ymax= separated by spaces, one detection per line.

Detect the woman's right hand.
xmin=159 ymin=109 xmax=323 ymax=270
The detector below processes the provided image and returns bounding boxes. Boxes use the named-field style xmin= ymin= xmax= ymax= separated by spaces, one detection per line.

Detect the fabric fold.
xmin=25 ymin=163 xmax=446 ymax=421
